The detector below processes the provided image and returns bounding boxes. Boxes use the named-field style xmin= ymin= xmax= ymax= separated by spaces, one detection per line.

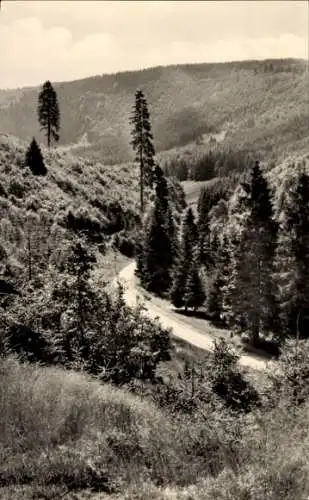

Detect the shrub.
xmin=269 ymin=339 xmax=309 ymax=406
xmin=8 ymin=180 xmax=25 ymax=199
xmin=206 ymin=338 xmax=260 ymax=413
xmin=63 ymin=207 xmax=105 ymax=243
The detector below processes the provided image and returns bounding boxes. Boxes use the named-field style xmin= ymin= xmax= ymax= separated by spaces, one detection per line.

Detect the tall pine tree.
xmin=38 ymin=80 xmax=60 ymax=148
xmin=130 ymin=89 xmax=155 ymax=213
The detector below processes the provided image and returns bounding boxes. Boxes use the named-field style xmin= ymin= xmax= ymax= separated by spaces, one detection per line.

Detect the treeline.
xmin=137 ymin=156 xmax=309 ymax=350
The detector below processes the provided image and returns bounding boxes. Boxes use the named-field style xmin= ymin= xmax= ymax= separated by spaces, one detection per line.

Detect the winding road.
xmin=114 ymin=261 xmax=270 ymax=372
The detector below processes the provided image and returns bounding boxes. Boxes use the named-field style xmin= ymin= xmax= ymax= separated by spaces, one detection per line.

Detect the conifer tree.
xmin=197 ymin=185 xmax=226 ymax=267
xmin=53 ymin=239 xmax=97 ymax=361
xmin=137 ymin=166 xmax=177 ymax=295
xmin=170 ymin=207 xmax=198 ymax=309
xmin=184 ymin=207 xmax=198 ymax=246
xmin=207 ymin=234 xmax=231 ymax=320
xmin=276 ymin=168 xmax=309 ymax=338
xmin=130 ymin=89 xmax=155 ymax=213
xmin=38 ymin=80 xmax=60 ymax=148
xmin=25 ymin=138 xmax=47 ymax=176
xmin=222 ymin=161 xmax=278 ymax=345
xmin=184 ymin=255 xmax=206 ymax=311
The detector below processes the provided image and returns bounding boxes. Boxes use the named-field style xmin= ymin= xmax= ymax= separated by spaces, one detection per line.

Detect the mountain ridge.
xmin=0 ymin=57 xmax=307 ymax=166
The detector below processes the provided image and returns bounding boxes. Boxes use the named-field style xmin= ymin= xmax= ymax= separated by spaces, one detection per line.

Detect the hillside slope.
xmin=0 ymin=133 xmax=186 ymax=287
xmin=0 ymin=58 xmax=307 ymax=165
xmin=0 ymin=133 xmax=142 ymax=285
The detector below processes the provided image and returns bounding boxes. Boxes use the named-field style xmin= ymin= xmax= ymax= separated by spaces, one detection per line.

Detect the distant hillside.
xmin=0 ymin=58 xmax=307 ymax=166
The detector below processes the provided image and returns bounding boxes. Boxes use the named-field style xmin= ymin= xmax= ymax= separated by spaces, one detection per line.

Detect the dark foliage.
xmin=171 ymin=208 xmax=198 ymax=309
xmin=5 ymin=323 xmax=51 ymax=363
xmin=207 ymin=338 xmax=260 ymax=413
xmin=64 ymin=209 xmax=105 ymax=244
xmin=164 ymin=147 xmax=255 ymax=182
xmin=137 ymin=166 xmax=179 ymax=295
xmin=183 ymin=257 xmax=206 ymax=311
xmin=25 ymin=138 xmax=47 ymax=176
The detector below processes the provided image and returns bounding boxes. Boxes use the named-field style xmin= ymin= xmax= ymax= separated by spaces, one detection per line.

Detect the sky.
xmin=0 ymin=0 xmax=308 ymax=89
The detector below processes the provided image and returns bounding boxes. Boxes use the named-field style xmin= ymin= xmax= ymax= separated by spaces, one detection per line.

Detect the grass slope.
xmin=0 ymin=58 xmax=307 ymax=166
xmin=1 ymin=357 xmax=308 ymax=499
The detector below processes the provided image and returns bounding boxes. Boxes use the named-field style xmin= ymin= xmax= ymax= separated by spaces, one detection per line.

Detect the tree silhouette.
xmin=130 ymin=89 xmax=155 ymax=213
xmin=38 ymin=80 xmax=60 ymax=148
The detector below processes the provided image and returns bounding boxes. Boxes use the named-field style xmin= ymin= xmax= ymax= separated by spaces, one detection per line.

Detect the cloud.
xmin=0 ymin=11 xmax=307 ymax=89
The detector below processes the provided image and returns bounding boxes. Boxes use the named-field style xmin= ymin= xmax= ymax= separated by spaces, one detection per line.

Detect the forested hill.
xmin=0 ymin=58 xmax=307 ymax=166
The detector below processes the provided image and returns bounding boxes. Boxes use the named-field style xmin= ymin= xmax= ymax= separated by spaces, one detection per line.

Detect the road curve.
xmin=113 ymin=261 xmax=270 ymax=372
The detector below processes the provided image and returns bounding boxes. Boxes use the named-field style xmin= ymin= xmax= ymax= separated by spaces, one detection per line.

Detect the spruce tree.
xmin=223 ymin=161 xmax=278 ymax=345
xmin=207 ymin=235 xmax=231 ymax=320
xmin=25 ymin=138 xmax=47 ymax=176
xmin=184 ymin=207 xmax=198 ymax=246
xmin=197 ymin=184 xmax=227 ymax=267
xmin=171 ymin=207 xmax=198 ymax=309
xmin=54 ymin=239 xmax=97 ymax=361
xmin=130 ymin=89 xmax=155 ymax=213
xmin=38 ymin=80 xmax=60 ymax=148
xmin=184 ymin=255 xmax=206 ymax=311
xmin=276 ymin=169 xmax=309 ymax=338
xmin=138 ymin=166 xmax=177 ymax=295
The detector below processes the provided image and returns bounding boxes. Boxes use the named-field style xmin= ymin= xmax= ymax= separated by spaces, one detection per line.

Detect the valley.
xmin=0 ymin=54 xmax=309 ymax=500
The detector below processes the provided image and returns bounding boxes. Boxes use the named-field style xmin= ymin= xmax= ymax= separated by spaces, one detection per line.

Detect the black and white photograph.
xmin=0 ymin=0 xmax=308 ymax=498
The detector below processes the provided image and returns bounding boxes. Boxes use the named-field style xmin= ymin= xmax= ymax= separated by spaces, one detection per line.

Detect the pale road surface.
xmin=113 ymin=261 xmax=270 ymax=372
